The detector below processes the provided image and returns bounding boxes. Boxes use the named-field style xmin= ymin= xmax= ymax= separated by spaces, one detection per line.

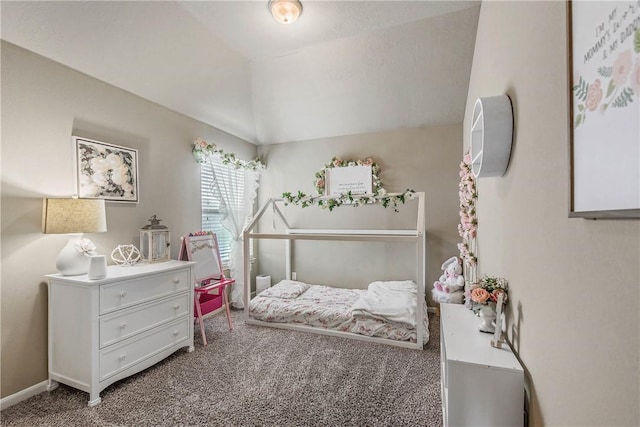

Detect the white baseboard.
xmin=0 ymin=380 xmax=49 ymax=411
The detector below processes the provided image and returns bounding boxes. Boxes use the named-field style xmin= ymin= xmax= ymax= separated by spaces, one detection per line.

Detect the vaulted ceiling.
xmin=1 ymin=1 xmax=480 ymax=145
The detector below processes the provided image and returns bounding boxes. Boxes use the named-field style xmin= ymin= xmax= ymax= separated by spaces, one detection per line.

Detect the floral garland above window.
xmin=192 ymin=138 xmax=265 ymax=171
xmin=457 ymin=151 xmax=477 ymax=266
xmin=282 ymin=156 xmax=415 ymax=212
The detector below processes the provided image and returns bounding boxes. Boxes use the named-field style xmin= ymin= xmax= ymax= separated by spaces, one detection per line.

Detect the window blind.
xmin=201 ymin=158 xmax=245 ymax=265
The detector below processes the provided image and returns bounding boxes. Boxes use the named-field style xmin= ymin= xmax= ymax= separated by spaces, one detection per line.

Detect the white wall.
xmin=464 ymin=2 xmax=639 ymax=426
xmin=251 ymin=6 xmax=479 ymax=143
xmin=0 ymin=42 xmax=256 ymax=397
xmin=256 ymin=126 xmax=462 ymax=296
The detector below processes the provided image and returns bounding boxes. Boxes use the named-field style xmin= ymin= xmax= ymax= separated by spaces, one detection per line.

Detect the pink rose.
xmin=471 ymin=287 xmax=490 ymax=303
xmin=585 ymin=79 xmax=603 ymax=111
xmin=316 ymin=179 xmax=324 ymax=188
xmin=333 ymin=158 xmax=342 ymax=167
xmin=490 ymin=288 xmax=507 ymax=303
xmin=612 ymin=50 xmax=632 ymax=86
xmin=364 ymin=157 xmax=373 ymax=166
xmin=463 ymin=153 xmax=472 ymax=165
xmin=632 ymin=59 xmax=640 ymax=96
xmin=457 ymin=243 xmax=468 ymax=256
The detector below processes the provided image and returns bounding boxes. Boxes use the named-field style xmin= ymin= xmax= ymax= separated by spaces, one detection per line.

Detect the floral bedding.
xmin=249 ymin=281 xmax=429 ymax=343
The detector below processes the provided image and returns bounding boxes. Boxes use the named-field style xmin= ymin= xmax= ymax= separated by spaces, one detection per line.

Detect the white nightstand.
xmin=46 ymin=260 xmax=195 ymax=406
xmin=440 ymin=303 xmax=524 ymax=426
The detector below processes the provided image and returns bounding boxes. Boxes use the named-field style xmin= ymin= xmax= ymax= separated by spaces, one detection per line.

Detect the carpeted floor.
xmin=1 ymin=311 xmax=442 ymax=427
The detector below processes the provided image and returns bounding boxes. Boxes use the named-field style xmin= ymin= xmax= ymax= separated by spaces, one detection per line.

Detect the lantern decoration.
xmin=140 ymin=215 xmax=170 ymax=263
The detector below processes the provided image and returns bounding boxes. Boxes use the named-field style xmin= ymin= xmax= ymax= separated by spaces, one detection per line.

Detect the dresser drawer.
xmin=100 ymin=269 xmax=190 ymax=314
xmin=99 ymin=293 xmax=190 ymax=348
xmin=99 ymin=318 xmax=190 ymax=381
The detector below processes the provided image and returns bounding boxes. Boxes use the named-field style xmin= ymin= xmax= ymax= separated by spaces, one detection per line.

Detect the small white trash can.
xmin=256 ymin=274 xmax=271 ymax=294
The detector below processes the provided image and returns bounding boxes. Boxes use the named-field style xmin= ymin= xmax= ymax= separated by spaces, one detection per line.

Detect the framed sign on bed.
xmin=568 ymin=1 xmax=640 ymax=218
xmin=325 ymin=165 xmax=373 ymax=196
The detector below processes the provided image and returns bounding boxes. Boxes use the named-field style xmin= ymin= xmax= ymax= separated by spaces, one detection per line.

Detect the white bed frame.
xmin=242 ymin=192 xmax=427 ymax=350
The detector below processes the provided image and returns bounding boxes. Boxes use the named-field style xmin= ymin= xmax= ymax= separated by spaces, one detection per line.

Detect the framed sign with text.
xmin=568 ymin=1 xmax=640 ymax=218
xmin=325 ymin=165 xmax=373 ymax=196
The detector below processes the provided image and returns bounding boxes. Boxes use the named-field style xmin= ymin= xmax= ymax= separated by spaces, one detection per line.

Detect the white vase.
xmin=56 ymin=234 xmax=90 ymax=276
xmin=478 ymin=305 xmax=497 ymax=333
xmin=88 ymin=255 xmax=108 ymax=280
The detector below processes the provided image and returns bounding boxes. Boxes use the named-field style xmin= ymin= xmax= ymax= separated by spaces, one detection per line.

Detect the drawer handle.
xmin=173 ymin=278 xmax=180 ymax=284
xmin=119 ymin=354 xmax=127 ymax=362
xmin=119 ymin=291 xmax=127 ymax=298
xmin=173 ymin=304 xmax=180 ymax=310
xmin=173 ymin=330 xmax=179 ymax=336
xmin=119 ymin=323 xmax=127 ymax=330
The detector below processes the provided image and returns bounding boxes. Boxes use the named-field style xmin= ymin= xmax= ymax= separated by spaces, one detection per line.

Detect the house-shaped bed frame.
xmin=242 ymin=192 xmax=427 ymax=349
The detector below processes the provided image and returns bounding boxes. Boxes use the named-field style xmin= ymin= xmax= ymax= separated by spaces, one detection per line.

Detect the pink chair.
xmin=179 ymin=232 xmax=234 ymax=346
xmin=193 ymin=277 xmax=233 ymax=345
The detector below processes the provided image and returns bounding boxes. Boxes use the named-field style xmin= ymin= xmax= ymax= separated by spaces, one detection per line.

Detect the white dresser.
xmin=46 ymin=261 xmax=195 ymax=406
xmin=440 ymin=303 xmax=524 ymax=427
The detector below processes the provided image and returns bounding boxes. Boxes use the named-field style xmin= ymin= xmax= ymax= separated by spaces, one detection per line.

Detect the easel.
xmin=179 ymin=232 xmax=234 ymax=346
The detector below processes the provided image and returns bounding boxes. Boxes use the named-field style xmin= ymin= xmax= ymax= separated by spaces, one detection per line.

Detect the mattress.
xmin=249 ymin=280 xmax=429 ymax=343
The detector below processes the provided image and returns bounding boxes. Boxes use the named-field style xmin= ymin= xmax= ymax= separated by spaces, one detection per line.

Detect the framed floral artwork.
xmin=568 ymin=1 xmax=640 ymax=218
xmin=73 ymin=136 xmax=139 ymax=203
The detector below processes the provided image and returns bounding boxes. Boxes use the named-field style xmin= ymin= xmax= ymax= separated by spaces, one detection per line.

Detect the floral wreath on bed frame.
xmin=282 ymin=156 xmax=415 ymax=212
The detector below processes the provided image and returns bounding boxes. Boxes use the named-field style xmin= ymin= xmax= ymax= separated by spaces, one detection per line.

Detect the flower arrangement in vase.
xmin=469 ymin=276 xmax=509 ymax=333
xmin=469 ymin=276 xmax=508 ymax=312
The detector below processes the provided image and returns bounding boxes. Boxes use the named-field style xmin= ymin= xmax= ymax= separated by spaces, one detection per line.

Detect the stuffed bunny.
xmin=438 ymin=256 xmax=465 ymax=293
xmin=432 ymin=256 xmax=465 ymax=304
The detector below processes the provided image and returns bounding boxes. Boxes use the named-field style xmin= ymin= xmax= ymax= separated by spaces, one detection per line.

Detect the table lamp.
xmin=43 ymin=198 xmax=107 ymax=275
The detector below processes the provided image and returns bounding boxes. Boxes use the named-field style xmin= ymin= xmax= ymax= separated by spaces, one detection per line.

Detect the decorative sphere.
xmin=111 ymin=245 xmax=141 ymax=266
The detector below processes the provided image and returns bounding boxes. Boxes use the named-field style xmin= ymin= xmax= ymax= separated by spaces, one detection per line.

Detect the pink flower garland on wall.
xmin=457 ymin=151 xmax=477 ymax=267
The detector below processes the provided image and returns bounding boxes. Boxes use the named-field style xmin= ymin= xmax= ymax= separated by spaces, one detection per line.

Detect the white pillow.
xmin=368 ymin=280 xmax=417 ymax=294
xmin=258 ymin=280 xmax=311 ymax=299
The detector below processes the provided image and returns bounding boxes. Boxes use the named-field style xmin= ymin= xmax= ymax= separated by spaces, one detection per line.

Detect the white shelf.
xmin=440 ymin=303 xmax=523 ymax=426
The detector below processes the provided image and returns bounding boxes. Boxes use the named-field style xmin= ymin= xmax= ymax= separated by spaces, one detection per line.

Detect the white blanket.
xmin=351 ymin=280 xmax=418 ymax=328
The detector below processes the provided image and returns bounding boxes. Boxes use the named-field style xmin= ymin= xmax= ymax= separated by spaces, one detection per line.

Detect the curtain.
xmin=209 ymin=158 xmax=260 ymax=309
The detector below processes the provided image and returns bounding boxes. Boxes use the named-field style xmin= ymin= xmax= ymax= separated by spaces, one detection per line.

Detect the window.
xmin=201 ymin=158 xmax=246 ymax=266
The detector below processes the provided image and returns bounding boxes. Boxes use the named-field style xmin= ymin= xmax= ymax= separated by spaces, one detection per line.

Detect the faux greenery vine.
xmin=282 ymin=156 xmax=415 ymax=212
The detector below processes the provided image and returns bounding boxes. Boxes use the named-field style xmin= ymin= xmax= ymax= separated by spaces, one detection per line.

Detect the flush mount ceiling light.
xmin=269 ymin=0 xmax=303 ymax=25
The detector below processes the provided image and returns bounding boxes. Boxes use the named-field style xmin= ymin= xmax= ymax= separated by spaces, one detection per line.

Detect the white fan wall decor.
xmin=470 ymin=95 xmax=514 ymax=178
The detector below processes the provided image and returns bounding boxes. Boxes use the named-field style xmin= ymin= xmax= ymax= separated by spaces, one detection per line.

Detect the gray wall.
xmin=464 ymin=2 xmax=639 ymax=426
xmin=256 ymin=126 xmax=462 ymax=296
xmin=0 ymin=42 xmax=256 ymax=397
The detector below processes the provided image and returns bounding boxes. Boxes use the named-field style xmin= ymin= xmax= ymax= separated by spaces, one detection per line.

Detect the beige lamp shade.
xmin=42 ymin=198 xmax=107 ymax=234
